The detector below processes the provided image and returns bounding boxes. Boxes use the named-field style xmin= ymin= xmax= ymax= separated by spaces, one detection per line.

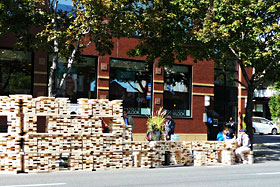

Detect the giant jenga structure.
xmin=0 ymin=95 xmax=251 ymax=174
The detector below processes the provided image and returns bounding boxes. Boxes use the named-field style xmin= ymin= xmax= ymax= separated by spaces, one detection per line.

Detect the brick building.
xmin=0 ymin=32 xmax=249 ymax=141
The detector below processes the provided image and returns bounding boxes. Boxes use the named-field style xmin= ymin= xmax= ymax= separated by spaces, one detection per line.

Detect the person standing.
xmin=64 ymin=75 xmax=77 ymax=103
xmin=123 ymin=110 xmax=135 ymax=140
xmin=165 ymin=114 xmax=176 ymax=141
xmin=235 ymin=129 xmax=251 ymax=164
xmin=227 ymin=116 xmax=236 ymax=138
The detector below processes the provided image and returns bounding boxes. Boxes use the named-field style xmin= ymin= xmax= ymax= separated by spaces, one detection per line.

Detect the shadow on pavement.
xmin=253 ymin=134 xmax=280 ymax=144
xmin=253 ymin=143 xmax=280 ymax=162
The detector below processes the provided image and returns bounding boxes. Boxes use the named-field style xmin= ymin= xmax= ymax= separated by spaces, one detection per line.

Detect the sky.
xmin=58 ymin=0 xmax=73 ymax=6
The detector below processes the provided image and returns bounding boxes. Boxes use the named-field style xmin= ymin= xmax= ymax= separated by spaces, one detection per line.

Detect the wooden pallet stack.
xmin=0 ymin=96 xmax=11 ymax=114
xmin=0 ymin=95 xmax=33 ymax=173
xmin=0 ymin=96 xmax=252 ymax=174
xmin=132 ymin=141 xmax=194 ymax=168
xmin=56 ymin=98 xmax=71 ymax=116
xmin=181 ymin=142 xmax=193 ymax=165
xmin=34 ymin=97 xmax=58 ymax=115
xmin=0 ymin=135 xmax=22 ymax=172
xmin=221 ymin=140 xmax=238 ymax=165
xmin=77 ymin=98 xmax=92 ymax=117
xmin=192 ymin=141 xmax=217 ymax=166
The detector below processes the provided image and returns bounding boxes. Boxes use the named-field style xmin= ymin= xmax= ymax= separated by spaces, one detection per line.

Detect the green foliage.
xmin=1 ymin=1 xmax=279 ymax=101
xmin=269 ymin=83 xmax=280 ymax=120
xmin=0 ymin=0 xmax=130 ymax=95
xmin=146 ymin=107 xmax=166 ymax=133
xmin=194 ymin=0 xmax=280 ymax=76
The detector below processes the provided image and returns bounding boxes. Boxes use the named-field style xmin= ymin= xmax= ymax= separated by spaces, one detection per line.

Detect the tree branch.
xmin=217 ymin=61 xmax=248 ymax=90
xmin=233 ymin=79 xmax=248 ymax=90
xmin=57 ymin=36 xmax=81 ymax=91
xmin=229 ymin=47 xmax=252 ymax=87
xmin=127 ymin=81 xmax=142 ymax=93
xmin=259 ymin=56 xmax=280 ymax=79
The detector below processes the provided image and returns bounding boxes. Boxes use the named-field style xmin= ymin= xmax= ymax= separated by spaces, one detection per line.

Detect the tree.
xmin=116 ymin=0 xmax=280 ymax=148
xmin=192 ymin=0 xmax=280 ymax=148
xmin=0 ymin=0 xmax=127 ymax=96
xmin=269 ymin=83 xmax=280 ymax=120
xmin=0 ymin=0 xmax=41 ymax=44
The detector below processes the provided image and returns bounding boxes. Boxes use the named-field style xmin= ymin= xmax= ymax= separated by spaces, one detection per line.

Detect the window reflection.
xmin=164 ymin=65 xmax=192 ymax=117
xmin=0 ymin=49 xmax=32 ymax=95
xmin=49 ymin=55 xmax=97 ymax=103
xmin=109 ymin=59 xmax=152 ymax=115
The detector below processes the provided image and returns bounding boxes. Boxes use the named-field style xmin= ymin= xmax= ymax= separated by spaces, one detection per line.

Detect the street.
xmin=254 ymin=134 xmax=280 ymax=144
xmin=253 ymin=134 xmax=280 ymax=162
xmin=1 ymin=161 xmax=280 ymax=187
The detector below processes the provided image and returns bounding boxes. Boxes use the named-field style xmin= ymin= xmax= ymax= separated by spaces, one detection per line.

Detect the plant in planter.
xmin=146 ymin=107 xmax=166 ymax=141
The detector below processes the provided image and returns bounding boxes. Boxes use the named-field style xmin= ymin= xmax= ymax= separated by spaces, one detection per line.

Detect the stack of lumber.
xmin=191 ymin=141 xmax=238 ymax=166
xmin=0 ymin=95 xmax=33 ymax=173
xmin=221 ymin=140 xmax=238 ymax=165
xmin=0 ymin=96 xmax=251 ymax=174
xmin=192 ymin=141 xmax=217 ymax=166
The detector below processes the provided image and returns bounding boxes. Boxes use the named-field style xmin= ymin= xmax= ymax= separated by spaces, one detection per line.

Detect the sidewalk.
xmin=253 ymin=143 xmax=280 ymax=162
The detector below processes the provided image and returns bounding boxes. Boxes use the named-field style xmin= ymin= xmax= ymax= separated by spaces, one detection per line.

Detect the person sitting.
xmin=235 ymin=129 xmax=251 ymax=164
xmin=216 ymin=127 xmax=231 ymax=141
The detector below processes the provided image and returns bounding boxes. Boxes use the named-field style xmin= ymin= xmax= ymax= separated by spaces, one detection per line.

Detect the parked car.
xmin=252 ymin=117 xmax=279 ymax=135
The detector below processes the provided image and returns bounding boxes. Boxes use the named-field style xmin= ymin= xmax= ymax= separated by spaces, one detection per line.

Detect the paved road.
xmin=253 ymin=134 xmax=280 ymax=161
xmin=1 ymin=161 xmax=280 ymax=187
xmin=254 ymin=134 xmax=280 ymax=144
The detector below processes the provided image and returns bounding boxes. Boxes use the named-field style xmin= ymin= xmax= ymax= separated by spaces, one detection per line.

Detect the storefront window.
xmin=109 ymin=59 xmax=152 ymax=115
xmin=49 ymin=55 xmax=97 ymax=103
xmin=0 ymin=49 xmax=32 ymax=95
xmin=164 ymin=65 xmax=192 ymax=117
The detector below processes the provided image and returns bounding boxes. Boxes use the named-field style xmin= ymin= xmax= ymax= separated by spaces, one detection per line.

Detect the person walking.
xmin=123 ymin=110 xmax=135 ymax=141
xmin=165 ymin=114 xmax=176 ymax=141
xmin=235 ymin=129 xmax=251 ymax=164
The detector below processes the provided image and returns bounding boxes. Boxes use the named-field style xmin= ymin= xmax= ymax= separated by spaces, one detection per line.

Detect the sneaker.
xmin=243 ymin=160 xmax=248 ymax=164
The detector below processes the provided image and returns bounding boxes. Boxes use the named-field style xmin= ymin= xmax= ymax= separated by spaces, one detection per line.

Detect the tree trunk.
xmin=47 ymin=1 xmax=58 ymax=97
xmin=48 ymin=38 xmax=58 ymax=97
xmin=244 ymin=86 xmax=254 ymax=150
xmin=57 ymin=38 xmax=81 ymax=92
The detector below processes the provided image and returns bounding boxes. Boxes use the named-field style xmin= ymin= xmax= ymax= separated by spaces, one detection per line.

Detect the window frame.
xmin=109 ymin=58 xmax=153 ymax=116
xmin=163 ymin=64 xmax=192 ymax=118
xmin=47 ymin=54 xmax=98 ymax=102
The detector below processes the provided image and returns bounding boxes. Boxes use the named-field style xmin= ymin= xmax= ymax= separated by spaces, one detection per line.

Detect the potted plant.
xmin=146 ymin=107 xmax=166 ymax=141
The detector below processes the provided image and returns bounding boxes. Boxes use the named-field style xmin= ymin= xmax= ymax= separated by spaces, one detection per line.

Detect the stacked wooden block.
xmin=191 ymin=141 xmax=238 ymax=166
xmin=220 ymin=140 xmax=238 ymax=165
xmin=0 ymin=135 xmax=22 ymax=172
xmin=0 ymin=96 xmax=10 ymax=114
xmin=0 ymin=95 xmax=34 ymax=173
xmin=78 ymin=99 xmax=123 ymax=117
xmin=131 ymin=141 xmax=194 ymax=168
xmin=0 ymin=96 xmax=250 ymax=174
xmin=192 ymin=141 xmax=217 ymax=166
